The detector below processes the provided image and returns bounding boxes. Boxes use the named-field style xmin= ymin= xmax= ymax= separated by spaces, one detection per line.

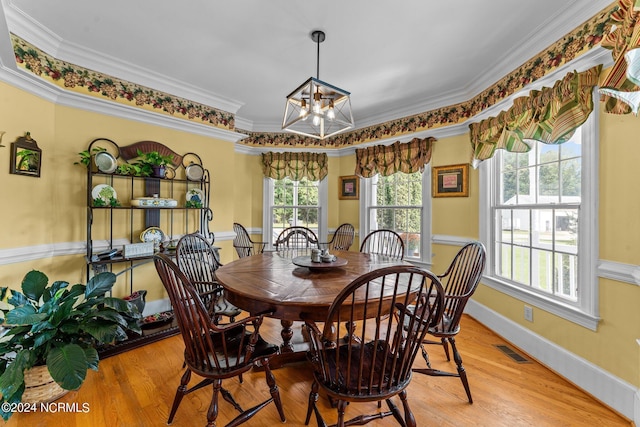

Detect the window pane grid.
xmin=271 ymin=177 xmax=320 ymax=242
xmin=370 ymin=172 xmax=423 ymax=259
xmin=494 ymin=140 xmax=580 ymax=302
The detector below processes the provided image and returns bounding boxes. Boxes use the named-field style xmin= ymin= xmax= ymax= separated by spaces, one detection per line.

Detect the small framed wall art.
xmin=10 ymin=132 xmax=41 ymax=178
xmin=432 ymin=163 xmax=469 ymax=197
xmin=339 ymin=175 xmax=359 ymax=200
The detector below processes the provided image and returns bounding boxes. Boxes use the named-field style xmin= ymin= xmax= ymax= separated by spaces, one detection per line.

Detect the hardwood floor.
xmin=5 ymin=315 xmax=632 ymax=427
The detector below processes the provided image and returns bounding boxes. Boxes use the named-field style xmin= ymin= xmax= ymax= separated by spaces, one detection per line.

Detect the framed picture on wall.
xmin=432 ymin=163 xmax=469 ymax=197
xmin=339 ymin=175 xmax=359 ymax=200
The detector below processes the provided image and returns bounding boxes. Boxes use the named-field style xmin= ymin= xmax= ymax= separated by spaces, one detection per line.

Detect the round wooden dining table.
xmin=215 ymin=249 xmax=410 ymax=364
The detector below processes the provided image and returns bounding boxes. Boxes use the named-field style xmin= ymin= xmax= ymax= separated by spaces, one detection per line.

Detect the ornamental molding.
xmin=6 ymin=3 xmax=614 ymax=149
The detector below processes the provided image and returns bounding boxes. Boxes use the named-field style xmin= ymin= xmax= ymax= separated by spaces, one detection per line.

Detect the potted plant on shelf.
xmin=135 ymin=149 xmax=174 ymax=178
xmin=74 ymin=146 xmax=107 ymax=170
xmin=0 ymin=270 xmax=142 ymax=420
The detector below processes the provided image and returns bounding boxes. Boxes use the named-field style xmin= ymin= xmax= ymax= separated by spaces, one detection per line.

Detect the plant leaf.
xmin=0 ymin=349 xmax=29 ymax=403
xmin=84 ymin=347 xmax=99 ymax=371
xmin=85 ymin=272 xmax=116 ymax=298
xmin=47 ymin=344 xmax=88 ymax=390
xmin=95 ymin=308 xmax=128 ymax=328
xmin=7 ymin=290 xmax=28 ymax=307
xmin=21 ymin=270 xmax=49 ymax=302
xmin=50 ymin=297 xmax=76 ymax=326
xmin=32 ymin=328 xmax=57 ymax=349
xmin=81 ymin=319 xmax=120 ymax=344
xmin=104 ymin=297 xmax=141 ymax=319
xmin=5 ymin=305 xmax=48 ymax=325
xmin=43 ymin=280 xmax=70 ymax=302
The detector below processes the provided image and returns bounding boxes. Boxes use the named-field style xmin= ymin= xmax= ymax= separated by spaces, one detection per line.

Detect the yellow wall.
xmin=445 ymin=109 xmax=640 ymax=388
xmin=336 ymin=153 xmax=360 ymax=249
xmin=2 ymin=76 xmax=640 ymax=390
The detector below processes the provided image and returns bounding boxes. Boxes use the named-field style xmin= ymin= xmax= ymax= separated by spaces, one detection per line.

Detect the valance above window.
xmin=469 ymin=65 xmax=601 ymax=167
xmin=261 ymin=151 xmax=328 ymax=181
xmin=354 ymin=137 xmax=435 ymax=178
xmin=599 ymin=0 xmax=640 ymax=115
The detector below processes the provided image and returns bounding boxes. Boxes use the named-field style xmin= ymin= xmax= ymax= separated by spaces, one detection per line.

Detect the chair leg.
xmin=305 ymin=380 xmax=319 ymax=425
xmin=441 ymin=337 xmax=451 ymax=361
xmin=205 ymin=378 xmax=222 ymax=427
xmin=167 ymin=368 xmax=191 ymax=424
xmin=399 ymin=389 xmax=416 ymax=427
xmin=449 ymin=337 xmax=473 ymax=404
xmin=263 ymin=359 xmax=286 ymax=422
xmin=420 ymin=344 xmax=432 ymax=369
xmin=336 ymin=400 xmax=348 ymax=427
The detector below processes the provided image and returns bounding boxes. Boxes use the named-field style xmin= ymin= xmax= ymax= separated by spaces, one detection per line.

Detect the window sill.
xmin=481 ymin=275 xmax=600 ymax=331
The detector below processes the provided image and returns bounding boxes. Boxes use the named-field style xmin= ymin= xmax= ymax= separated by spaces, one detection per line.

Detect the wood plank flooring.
xmin=4 ymin=315 xmax=632 ymax=427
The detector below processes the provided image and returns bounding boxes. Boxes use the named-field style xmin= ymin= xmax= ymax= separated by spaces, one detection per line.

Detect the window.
xmin=496 ymin=133 xmax=581 ymax=300
xmin=263 ymin=177 xmax=327 ymax=247
xmin=361 ymin=170 xmax=432 ymax=263
xmin=480 ymin=108 xmax=599 ymax=329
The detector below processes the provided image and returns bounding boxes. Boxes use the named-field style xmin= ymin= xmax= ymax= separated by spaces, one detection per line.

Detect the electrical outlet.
xmin=524 ymin=305 xmax=533 ymax=322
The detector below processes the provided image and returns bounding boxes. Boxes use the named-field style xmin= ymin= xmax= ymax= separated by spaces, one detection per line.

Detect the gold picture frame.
xmin=339 ymin=175 xmax=359 ymax=200
xmin=432 ymin=164 xmax=469 ymax=197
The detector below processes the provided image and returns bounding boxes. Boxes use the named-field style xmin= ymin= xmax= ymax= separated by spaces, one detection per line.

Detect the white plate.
xmin=186 ymin=188 xmax=205 ymax=206
xmin=95 ymin=151 xmax=117 ymax=173
xmin=185 ymin=163 xmax=204 ymax=181
xmin=92 ymin=184 xmax=117 ymax=203
xmin=140 ymin=227 xmax=165 ymax=243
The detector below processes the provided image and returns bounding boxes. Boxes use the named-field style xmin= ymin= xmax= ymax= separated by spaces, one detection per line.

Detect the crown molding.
xmin=3 ymin=0 xmax=244 ymax=115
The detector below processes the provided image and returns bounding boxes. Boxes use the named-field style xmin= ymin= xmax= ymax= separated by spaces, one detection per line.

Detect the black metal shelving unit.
xmin=84 ymin=138 xmax=212 ymax=357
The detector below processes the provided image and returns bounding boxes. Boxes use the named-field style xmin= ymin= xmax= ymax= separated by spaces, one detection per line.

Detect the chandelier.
xmin=282 ymin=30 xmax=354 ymax=139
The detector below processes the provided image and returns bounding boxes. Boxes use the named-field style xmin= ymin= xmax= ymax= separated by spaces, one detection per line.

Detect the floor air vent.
xmin=495 ymin=344 xmax=530 ymax=363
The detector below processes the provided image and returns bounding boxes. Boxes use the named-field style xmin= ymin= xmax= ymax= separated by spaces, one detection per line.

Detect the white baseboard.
xmin=466 ymin=300 xmax=638 ymax=423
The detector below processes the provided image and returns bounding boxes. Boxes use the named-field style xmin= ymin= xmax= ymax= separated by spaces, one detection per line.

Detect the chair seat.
xmin=213 ymin=297 xmax=242 ymax=318
xmin=314 ymin=340 xmax=405 ymax=394
xmin=429 ymin=313 xmax=460 ymax=336
xmin=198 ymin=328 xmax=279 ymax=371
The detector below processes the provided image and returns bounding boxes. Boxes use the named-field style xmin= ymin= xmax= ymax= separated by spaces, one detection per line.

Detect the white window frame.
xmin=262 ymin=177 xmax=328 ymax=250
xmin=359 ymin=167 xmax=432 ymax=267
xmin=479 ymin=92 xmax=600 ymax=330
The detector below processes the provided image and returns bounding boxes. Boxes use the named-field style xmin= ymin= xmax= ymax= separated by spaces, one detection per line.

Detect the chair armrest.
xmin=211 ymin=310 xmax=273 ymax=333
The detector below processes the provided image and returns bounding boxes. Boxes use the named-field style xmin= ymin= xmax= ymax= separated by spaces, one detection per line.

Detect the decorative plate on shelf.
xmin=185 ymin=163 xmax=204 ymax=181
xmin=185 ymin=188 xmax=205 ymax=207
xmin=94 ymin=151 xmax=117 ymax=173
xmin=91 ymin=184 xmax=117 ymax=204
xmin=140 ymin=226 xmax=165 ymax=244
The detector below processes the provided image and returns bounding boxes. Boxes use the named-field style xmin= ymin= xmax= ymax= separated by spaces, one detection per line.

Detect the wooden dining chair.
xmin=274 ymin=226 xmax=319 ymax=250
xmin=154 ymin=254 xmax=286 ymax=427
xmin=321 ymin=223 xmax=355 ymax=251
xmin=359 ymin=229 xmax=405 ymax=260
xmin=412 ymin=241 xmax=486 ymax=403
xmin=233 ymin=222 xmax=267 ymax=258
xmin=304 ymin=265 xmax=445 ymax=427
xmin=175 ymin=232 xmax=241 ymax=323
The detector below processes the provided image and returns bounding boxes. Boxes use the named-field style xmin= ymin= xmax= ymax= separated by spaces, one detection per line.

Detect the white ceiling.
xmin=2 ymin=0 xmax=614 ymax=133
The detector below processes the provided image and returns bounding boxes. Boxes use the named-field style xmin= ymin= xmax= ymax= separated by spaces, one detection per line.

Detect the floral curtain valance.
xmin=354 ymin=137 xmax=435 ymax=178
xmin=261 ymin=151 xmax=328 ymax=181
xmin=599 ymin=0 xmax=640 ymax=115
xmin=469 ymin=65 xmax=602 ymax=167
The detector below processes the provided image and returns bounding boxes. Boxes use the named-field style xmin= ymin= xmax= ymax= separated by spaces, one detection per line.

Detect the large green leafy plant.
xmin=0 ymin=271 xmax=141 ymax=420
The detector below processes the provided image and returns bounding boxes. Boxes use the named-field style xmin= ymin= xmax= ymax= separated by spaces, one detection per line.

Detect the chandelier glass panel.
xmin=282 ymin=30 xmax=354 ymax=139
